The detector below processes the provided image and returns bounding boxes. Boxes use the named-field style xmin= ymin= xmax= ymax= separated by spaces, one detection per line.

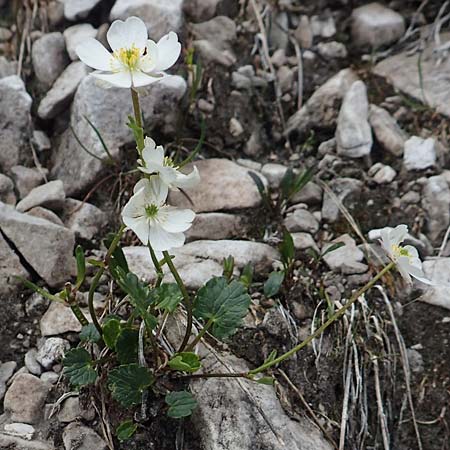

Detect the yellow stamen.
xmin=112 ymin=45 xmax=141 ymax=71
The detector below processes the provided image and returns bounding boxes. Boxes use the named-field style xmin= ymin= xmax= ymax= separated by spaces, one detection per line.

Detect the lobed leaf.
xmin=165 ymin=391 xmax=198 ymax=418
xmin=116 ymin=420 xmax=137 ymax=442
xmin=79 ymin=324 xmax=101 ymax=343
xmin=63 ymin=348 xmax=98 ymax=387
xmin=169 ymin=352 xmax=201 ymax=373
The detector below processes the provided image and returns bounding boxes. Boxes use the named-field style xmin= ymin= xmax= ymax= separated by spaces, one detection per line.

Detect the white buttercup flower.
xmin=76 ymin=16 xmax=181 ymax=88
xmin=138 ymin=137 xmax=200 ymax=190
xmin=122 ymin=177 xmax=195 ymax=251
xmin=379 ymin=224 xmax=431 ymax=285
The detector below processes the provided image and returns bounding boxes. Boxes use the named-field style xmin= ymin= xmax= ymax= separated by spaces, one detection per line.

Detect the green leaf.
xmin=108 ymin=364 xmax=154 ymax=407
xmin=263 ymin=349 xmax=277 ymax=365
xmin=165 ymin=391 xmax=198 ymax=418
xmin=151 ymin=283 xmax=183 ymax=313
xmin=116 ymin=328 xmax=139 ymax=364
xmin=104 ymin=234 xmax=129 ymax=275
xmin=280 ymin=168 xmax=295 ymax=201
xmin=126 ymin=115 xmax=144 ymax=152
xmin=321 ymin=242 xmax=346 ymax=258
xmin=222 ymin=255 xmax=234 ymax=281
xmin=194 ymin=277 xmax=251 ymax=339
xmin=254 ymin=376 xmax=275 ymax=385
xmin=18 ymin=277 xmax=64 ymax=303
xmin=279 ymin=231 xmax=295 ymax=268
xmin=116 ymin=420 xmax=137 ymax=442
xmin=79 ymin=324 xmax=101 ymax=343
xmin=114 ymin=269 xmax=151 ymax=310
xmin=103 ymin=318 xmax=121 ymax=350
xmin=63 ymin=348 xmax=98 ymax=387
xmin=264 ymin=271 xmax=285 ymax=298
xmin=169 ymin=352 xmax=201 ymax=373
xmin=75 ymin=245 xmax=86 ymax=290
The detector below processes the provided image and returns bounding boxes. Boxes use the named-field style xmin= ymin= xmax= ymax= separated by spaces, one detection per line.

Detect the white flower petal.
xmin=125 ymin=216 xmax=149 ymax=245
xmin=396 ymin=256 xmax=413 ymax=284
xmin=76 ymin=38 xmax=112 ymax=71
xmin=141 ymin=40 xmax=159 ymax=72
xmin=92 ymin=71 xmax=132 ymax=88
xmin=107 ymin=16 xmax=148 ymax=52
xmin=403 ymin=245 xmax=419 ymax=259
xmin=159 ymin=166 xmax=179 ymax=186
xmin=159 ymin=206 xmax=195 ymax=232
xmin=142 ymin=140 xmax=165 ymax=167
xmin=155 ymin=32 xmax=181 ymax=72
xmin=389 ymin=224 xmax=408 ymax=246
xmin=133 ymin=178 xmax=149 ymax=194
xmin=132 ymin=70 xmax=160 ymax=87
xmin=149 ymin=223 xmax=185 ymax=251
xmin=174 ymin=166 xmax=201 ymax=189
xmin=147 ymin=176 xmax=169 ymax=205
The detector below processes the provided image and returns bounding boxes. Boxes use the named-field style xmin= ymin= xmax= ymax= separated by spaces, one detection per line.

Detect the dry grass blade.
xmin=373 ymin=356 xmax=391 ymax=450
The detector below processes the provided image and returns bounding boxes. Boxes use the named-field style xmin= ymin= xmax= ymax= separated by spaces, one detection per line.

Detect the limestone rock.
xmin=0 ymin=434 xmax=53 ymax=450
xmin=169 ymin=159 xmax=266 ymax=212
xmin=403 ymin=137 xmax=436 ymax=171
xmin=368 ymin=162 xmax=397 ymax=184
xmin=0 ymin=203 xmax=75 ymax=287
xmin=186 ymin=213 xmax=246 ymax=241
xmin=418 ymin=258 xmax=450 ymax=309
xmin=0 ymin=56 xmax=17 ymax=78
xmin=323 ymin=234 xmax=368 ymax=274
xmin=63 ymin=23 xmax=97 ymax=60
xmin=183 ymin=0 xmax=220 ymax=22
xmin=336 ymin=80 xmax=372 ymax=158
xmin=284 ymin=208 xmax=319 ymax=234
xmin=62 ymin=423 xmax=107 ymax=450
xmin=27 ymin=207 xmax=65 ymax=227
xmin=0 ymin=173 xmax=16 ymax=204
xmin=36 ymin=337 xmax=70 ymax=370
xmin=24 ymin=349 xmax=43 ymax=376
xmin=292 ymin=232 xmax=319 ymax=252
xmin=290 ymin=181 xmax=323 ymax=205
xmin=40 ymin=302 xmax=85 ymax=336
xmin=16 ymin=180 xmax=65 ymax=213
xmin=10 ymin=166 xmax=47 ymax=199
xmin=261 ymin=163 xmax=288 ymax=189
xmin=61 ymin=0 xmax=103 ymax=21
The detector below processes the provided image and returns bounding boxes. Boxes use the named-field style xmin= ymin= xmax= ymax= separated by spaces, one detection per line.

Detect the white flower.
xmin=138 ymin=137 xmax=200 ymax=190
xmin=379 ymin=225 xmax=432 ymax=285
xmin=76 ymin=16 xmax=181 ymax=88
xmin=122 ymin=177 xmax=195 ymax=251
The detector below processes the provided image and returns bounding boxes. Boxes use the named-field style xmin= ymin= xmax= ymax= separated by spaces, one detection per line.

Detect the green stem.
xmin=162 ymin=251 xmax=193 ymax=352
xmin=248 ymin=262 xmax=395 ymax=376
xmin=88 ymin=225 xmax=126 ymax=336
xmin=69 ymin=304 xmax=89 ymax=327
xmin=148 ymin=244 xmax=164 ymax=287
xmin=186 ymin=317 xmax=214 ymax=351
xmin=131 ymin=88 xmax=145 ymax=152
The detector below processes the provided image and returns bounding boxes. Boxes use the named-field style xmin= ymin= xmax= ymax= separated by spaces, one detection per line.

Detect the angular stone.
xmin=284 ymin=208 xmax=319 ymax=234
xmin=261 ymin=163 xmax=288 ymax=189
xmin=63 ymin=24 xmax=97 ymax=60
xmin=61 ymin=0 xmax=103 ymax=21
xmin=0 ymin=76 xmax=32 ymax=171
xmin=169 ymin=159 xmax=266 ymax=212
xmin=0 ymin=173 xmax=16 ymax=204
xmin=3 ymin=423 xmax=35 ymax=440
xmin=38 ymin=62 xmax=88 ymax=120
xmin=286 ymin=68 xmax=359 ymax=137
xmin=186 ymin=213 xmax=245 ymax=241
xmin=290 ymin=181 xmax=323 ymax=205
xmin=422 ymin=175 xmax=450 ymax=242
xmin=0 ymin=231 xmax=29 ymax=297
xmin=352 ymin=2 xmax=405 ymax=49
xmin=0 ymin=203 xmax=75 ymax=287
xmin=16 ymin=180 xmax=65 ymax=213
xmin=369 ymin=104 xmax=407 ymax=156
xmin=62 ymin=423 xmax=107 ymax=450
xmin=4 ymin=373 xmax=50 ymax=424
xmin=51 ymin=74 xmax=186 ymax=195
xmin=10 ymin=166 xmax=47 ymax=199
xmin=369 ymin=162 xmax=397 ymax=184
xmin=40 ymin=302 xmax=85 ymax=336
xmin=323 ymin=234 xmax=368 ymax=274
xmin=60 ymin=198 xmax=107 ymax=240
xmin=403 ymin=136 xmax=436 ymax=171
xmin=0 ymin=56 xmax=17 ymax=78
xmin=336 ymin=81 xmax=372 ymax=158
xmin=183 ymin=0 xmax=220 ymax=22
xmin=27 ymin=207 xmax=65 ymax=227
xmin=311 ymin=15 xmax=336 ymax=38
xmin=373 ymin=34 xmax=450 ymax=118
xmin=317 ymin=41 xmax=348 ymax=59
xmin=110 ymin=0 xmax=183 ymax=40
xmin=31 ymin=32 xmax=69 ymax=87
xmin=0 ymin=434 xmax=53 ymax=450
xmin=32 ymin=130 xmax=52 ymax=153
xmin=24 ymin=349 xmax=43 ymax=376
xmin=36 ymin=337 xmax=70 ymax=370
xmin=190 ymin=353 xmax=333 ymax=450
xmin=418 ymin=258 xmax=450 ymax=309
xmin=292 ymin=232 xmax=319 ymax=252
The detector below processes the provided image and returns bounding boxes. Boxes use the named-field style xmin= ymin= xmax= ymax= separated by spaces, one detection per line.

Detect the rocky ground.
xmin=0 ymin=0 xmax=449 ymax=449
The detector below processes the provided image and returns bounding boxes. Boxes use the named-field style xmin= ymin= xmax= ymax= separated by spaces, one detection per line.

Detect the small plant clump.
xmin=22 ymin=16 xmax=433 ymax=443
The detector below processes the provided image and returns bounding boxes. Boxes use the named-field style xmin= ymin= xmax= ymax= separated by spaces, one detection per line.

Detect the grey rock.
xmin=322 ymin=178 xmax=364 ymax=222
xmin=60 ymin=198 xmax=107 ymax=240
xmin=336 ymin=80 xmax=372 ymax=158
xmin=277 ymin=65 xmax=294 ymax=93
xmin=417 ymin=258 xmax=450 ymax=309
xmin=292 ymin=232 xmax=319 ymax=252
xmin=38 ymin=62 xmax=88 ymax=120
xmin=317 ymin=41 xmax=348 ymax=59
xmin=261 ymin=163 xmax=288 ymax=189
xmin=16 ymin=180 xmax=65 ymax=213
xmin=110 ymin=0 xmax=183 ymax=41
xmin=27 ymin=207 xmax=65 ymax=227
xmin=32 ymin=130 xmax=52 ymax=153
xmin=0 ymin=203 xmax=75 ymax=287
xmin=373 ymin=34 xmax=450 ymax=118
xmin=352 ymin=2 xmax=405 ymax=49
xmin=369 ymin=104 xmax=407 ymax=156
xmin=62 ymin=423 xmax=107 ymax=450
xmin=284 ymin=208 xmax=319 ymax=234
xmin=317 ymin=138 xmax=336 ymax=156
xmin=36 ymin=337 xmax=70 ymax=370
xmin=311 ymin=15 xmax=336 ymax=38
xmin=24 ymin=349 xmax=43 ymax=376
xmin=286 ymin=68 xmax=359 ymax=137
xmin=0 ymin=361 xmax=17 ymax=384
xmin=190 ymin=353 xmax=333 ymax=450
xmin=0 ymin=56 xmax=17 ymax=78
xmin=186 ymin=213 xmax=246 ymax=241
xmin=269 ymin=11 xmax=289 ymax=50
xmin=58 ymin=397 xmax=81 ymax=423
xmin=169 ymin=159 xmax=266 ymax=212
xmin=323 ymin=234 xmax=368 ymax=274
xmin=0 ymin=27 xmax=12 ymax=42
xmin=40 ymin=372 xmax=59 ymax=384
xmin=403 ymin=136 xmax=436 ymax=171
xmin=422 ymin=175 xmax=450 ymax=242
xmin=295 ymin=15 xmax=313 ymax=49
xmin=51 ymin=74 xmax=186 ymax=196
xmin=193 ymin=39 xmax=236 ymax=67
xmin=407 ymin=348 xmax=424 ymax=374
xmin=0 ymin=434 xmax=53 ymax=450
xmin=4 ymin=373 xmax=50 ymax=424
xmin=60 ymin=0 xmax=103 ymax=21
xmin=31 ymin=32 xmax=69 ymax=87
xmin=25 ymin=293 xmax=50 ymax=317
xmin=40 ymin=302 xmax=86 ymax=336
xmin=369 ymin=162 xmax=397 ymax=184
xmin=0 ymin=232 xmax=29 ymax=297
xmin=0 ymin=173 xmax=16 ymax=204
xmin=0 ymin=76 xmax=32 ymax=171
xmin=3 ymin=423 xmax=35 ymax=440
xmin=63 ymin=24 xmax=97 ymax=60
xmin=290 ymin=181 xmax=323 ymax=205
xmin=183 ymin=0 xmax=220 ymax=22
xmin=10 ymin=166 xmax=47 ymax=199
xmin=47 ymin=0 xmax=65 ymax=26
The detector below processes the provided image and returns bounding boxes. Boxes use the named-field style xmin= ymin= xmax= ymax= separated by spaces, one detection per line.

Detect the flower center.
xmin=113 ymin=45 xmax=141 ymax=71
xmin=145 ymin=203 xmax=159 ymax=219
xmin=391 ymin=244 xmax=411 ymax=259
xmin=163 ymin=156 xmax=176 ymax=168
